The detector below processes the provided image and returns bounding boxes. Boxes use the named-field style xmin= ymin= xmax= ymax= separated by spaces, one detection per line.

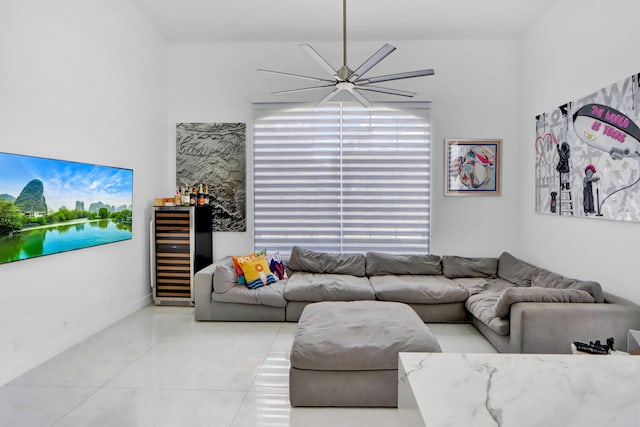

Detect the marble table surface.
xmin=398 ymin=352 xmax=640 ymax=427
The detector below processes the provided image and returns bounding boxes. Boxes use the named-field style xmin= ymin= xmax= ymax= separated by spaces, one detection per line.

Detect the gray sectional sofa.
xmin=194 ymin=246 xmax=640 ymax=354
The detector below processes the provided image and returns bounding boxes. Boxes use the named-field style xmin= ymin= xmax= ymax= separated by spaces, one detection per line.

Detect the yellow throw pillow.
xmin=232 ymin=252 xmax=255 ymax=285
xmin=232 ymin=249 xmax=267 ymax=285
xmin=238 ymin=254 xmax=278 ymax=289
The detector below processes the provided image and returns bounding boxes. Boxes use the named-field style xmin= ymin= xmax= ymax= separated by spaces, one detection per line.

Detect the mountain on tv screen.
xmin=0 ymin=152 xmax=133 ymax=265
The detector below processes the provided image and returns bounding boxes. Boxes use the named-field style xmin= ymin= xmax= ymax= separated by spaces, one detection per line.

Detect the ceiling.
xmin=132 ymin=0 xmax=561 ymax=43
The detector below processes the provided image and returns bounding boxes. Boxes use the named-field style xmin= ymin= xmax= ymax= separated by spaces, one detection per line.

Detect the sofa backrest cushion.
xmin=497 ymin=252 xmax=537 ymax=286
xmin=213 ymin=263 xmax=239 ymax=294
xmin=530 ymin=268 xmax=604 ymax=303
xmin=493 ymin=287 xmax=595 ymax=318
xmin=288 ymin=246 xmax=366 ymax=276
xmin=365 ymin=252 xmax=442 ymax=276
xmin=442 ymin=256 xmax=498 ymax=279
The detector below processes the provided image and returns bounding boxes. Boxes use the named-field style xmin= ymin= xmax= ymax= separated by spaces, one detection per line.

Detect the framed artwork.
xmin=535 ymin=73 xmax=640 ymax=222
xmin=176 ymin=123 xmax=246 ymax=232
xmin=0 ymin=152 xmax=133 ymax=265
xmin=445 ymin=139 xmax=501 ymax=196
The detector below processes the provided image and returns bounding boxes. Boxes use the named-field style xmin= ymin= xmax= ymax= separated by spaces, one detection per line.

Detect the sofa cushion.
xmin=268 ymin=253 xmax=288 ymax=279
xmin=237 ymin=254 xmax=278 ymax=289
xmin=530 ymin=268 xmax=604 ymax=303
xmin=284 ymin=272 xmax=375 ymax=302
xmin=365 ymin=252 xmax=442 ymax=276
xmin=442 ymin=256 xmax=498 ymax=279
xmin=497 ymin=252 xmax=537 ymax=286
xmin=368 ymin=275 xmax=468 ymax=304
xmin=568 ymin=281 xmax=604 ymax=303
xmin=493 ymin=287 xmax=595 ymax=318
xmin=288 ymin=246 xmax=366 ymax=276
xmin=212 ymin=280 xmax=288 ymax=308
xmin=455 ymin=277 xmax=516 ymax=295
xmin=213 ymin=263 xmax=239 ymax=294
xmin=232 ymin=249 xmax=267 ymax=285
xmin=465 ymin=292 xmax=510 ymax=336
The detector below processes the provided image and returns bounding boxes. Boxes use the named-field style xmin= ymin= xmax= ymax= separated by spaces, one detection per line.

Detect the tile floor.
xmin=0 ymin=305 xmax=497 ymax=427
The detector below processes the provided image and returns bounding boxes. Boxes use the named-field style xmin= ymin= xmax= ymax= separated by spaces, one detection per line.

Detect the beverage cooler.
xmin=150 ymin=206 xmax=213 ymax=305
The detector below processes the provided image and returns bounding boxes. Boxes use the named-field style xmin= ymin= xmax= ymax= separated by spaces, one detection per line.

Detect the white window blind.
xmin=253 ymin=102 xmax=431 ymax=254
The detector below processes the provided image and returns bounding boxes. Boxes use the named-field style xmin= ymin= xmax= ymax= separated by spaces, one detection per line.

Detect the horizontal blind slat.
xmin=254 ymin=102 xmax=430 ymax=254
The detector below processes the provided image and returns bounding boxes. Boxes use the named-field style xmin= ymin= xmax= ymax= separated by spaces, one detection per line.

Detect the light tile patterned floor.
xmin=0 ymin=305 xmax=496 ymax=427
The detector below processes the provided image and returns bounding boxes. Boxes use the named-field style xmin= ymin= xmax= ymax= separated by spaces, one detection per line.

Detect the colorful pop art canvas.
xmin=445 ymin=139 xmax=501 ymax=195
xmin=535 ymin=73 xmax=640 ymax=221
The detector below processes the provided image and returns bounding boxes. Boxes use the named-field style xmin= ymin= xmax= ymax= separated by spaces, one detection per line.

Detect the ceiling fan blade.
xmin=357 ymin=85 xmax=416 ymax=97
xmin=300 ymin=44 xmax=339 ymax=79
xmin=272 ymin=84 xmax=336 ymax=95
xmin=315 ymin=87 xmax=342 ymax=106
xmin=348 ymin=44 xmax=396 ymax=81
xmin=358 ymin=69 xmax=435 ymax=84
xmin=258 ymin=69 xmax=335 ymax=83
xmin=348 ymin=89 xmax=372 ymax=108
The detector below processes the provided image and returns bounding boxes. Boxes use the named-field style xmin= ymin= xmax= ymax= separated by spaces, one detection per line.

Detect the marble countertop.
xmin=398 ymin=352 xmax=640 ymax=427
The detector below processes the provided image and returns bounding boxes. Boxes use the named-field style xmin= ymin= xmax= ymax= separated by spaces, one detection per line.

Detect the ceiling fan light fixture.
xmin=336 ymin=81 xmax=355 ymax=90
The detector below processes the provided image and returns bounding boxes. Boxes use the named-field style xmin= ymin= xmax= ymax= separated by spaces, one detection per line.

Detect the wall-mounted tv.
xmin=0 ymin=152 xmax=133 ymax=265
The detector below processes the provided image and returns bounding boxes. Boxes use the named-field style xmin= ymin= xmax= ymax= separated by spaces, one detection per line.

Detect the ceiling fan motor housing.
xmin=337 ymin=65 xmax=352 ymax=81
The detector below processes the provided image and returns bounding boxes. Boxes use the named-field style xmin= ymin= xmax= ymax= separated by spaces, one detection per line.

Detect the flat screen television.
xmin=0 ymin=152 xmax=133 ymax=265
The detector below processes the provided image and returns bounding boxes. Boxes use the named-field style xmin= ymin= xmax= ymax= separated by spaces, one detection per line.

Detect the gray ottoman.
xmin=289 ymin=300 xmax=441 ymax=407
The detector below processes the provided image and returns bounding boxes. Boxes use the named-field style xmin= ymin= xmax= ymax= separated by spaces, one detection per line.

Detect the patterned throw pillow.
xmin=238 ymin=254 xmax=278 ymax=289
xmin=232 ymin=249 xmax=267 ymax=285
xmin=268 ymin=253 xmax=288 ymax=280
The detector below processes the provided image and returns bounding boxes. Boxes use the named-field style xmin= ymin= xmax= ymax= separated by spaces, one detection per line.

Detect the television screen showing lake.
xmin=0 ymin=152 xmax=133 ymax=265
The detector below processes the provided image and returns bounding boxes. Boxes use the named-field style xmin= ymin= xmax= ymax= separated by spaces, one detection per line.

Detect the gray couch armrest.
xmin=194 ymin=256 xmax=235 ymax=320
xmin=194 ymin=263 xmax=218 ymax=319
xmin=509 ymin=302 xmax=640 ymax=354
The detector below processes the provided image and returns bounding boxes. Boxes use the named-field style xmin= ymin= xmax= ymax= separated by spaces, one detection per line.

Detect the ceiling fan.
xmin=258 ymin=0 xmax=434 ymax=108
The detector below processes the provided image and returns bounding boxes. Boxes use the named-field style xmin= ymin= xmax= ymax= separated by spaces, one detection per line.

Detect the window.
xmin=253 ymin=102 xmax=431 ymax=254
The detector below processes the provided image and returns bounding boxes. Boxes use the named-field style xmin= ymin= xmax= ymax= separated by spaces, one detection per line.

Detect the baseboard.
xmin=0 ymin=292 xmax=152 ymax=386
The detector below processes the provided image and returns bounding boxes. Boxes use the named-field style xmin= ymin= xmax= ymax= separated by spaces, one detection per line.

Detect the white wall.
xmin=0 ymin=0 xmax=168 ymax=384
xmin=519 ymin=0 xmax=640 ymax=303
xmin=8 ymin=0 xmax=631 ymax=385
xmin=168 ymin=39 xmax=520 ymax=259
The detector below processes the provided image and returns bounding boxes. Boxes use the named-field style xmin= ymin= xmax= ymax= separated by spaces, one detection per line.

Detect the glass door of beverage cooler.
xmin=150 ymin=206 xmax=213 ymax=305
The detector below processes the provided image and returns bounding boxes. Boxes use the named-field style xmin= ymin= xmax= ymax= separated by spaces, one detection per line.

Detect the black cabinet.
xmin=194 ymin=206 xmax=213 ymax=273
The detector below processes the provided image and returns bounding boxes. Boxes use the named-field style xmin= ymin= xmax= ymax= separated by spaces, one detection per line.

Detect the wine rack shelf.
xmin=151 ymin=206 xmax=212 ymax=305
